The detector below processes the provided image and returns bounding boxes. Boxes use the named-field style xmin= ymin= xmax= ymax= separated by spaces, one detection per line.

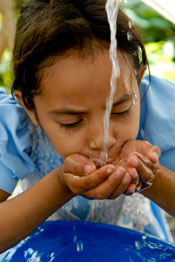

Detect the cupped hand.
xmin=117 ymin=139 xmax=161 ymax=194
xmin=127 ymin=151 xmax=161 ymax=192
xmin=58 ymin=154 xmax=134 ymax=200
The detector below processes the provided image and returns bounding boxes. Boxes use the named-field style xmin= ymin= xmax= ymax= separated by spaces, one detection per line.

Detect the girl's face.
xmin=27 ymin=50 xmax=141 ymax=162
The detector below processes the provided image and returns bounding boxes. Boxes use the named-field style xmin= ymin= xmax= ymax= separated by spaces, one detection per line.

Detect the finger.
xmin=124 ymin=183 xmax=136 ymax=196
xmin=137 ymin=141 xmax=161 ymax=162
xmin=109 ymin=172 xmax=132 ymax=199
xmin=82 ymin=167 xmax=126 ymax=199
xmin=146 ymin=146 xmax=161 ymax=163
xmin=128 ymin=152 xmax=160 ymax=175
xmin=127 ymin=167 xmax=139 ymax=182
xmin=127 ymin=155 xmax=155 ymax=182
xmin=64 ymin=164 xmax=115 ymax=195
xmin=139 ymin=143 xmax=161 ymax=163
xmin=128 ymin=142 xmax=161 ymax=163
xmin=64 ymin=154 xmax=96 ymax=176
xmin=128 ymin=152 xmax=153 ymax=169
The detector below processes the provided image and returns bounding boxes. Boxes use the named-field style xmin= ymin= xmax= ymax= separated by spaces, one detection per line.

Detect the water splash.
xmin=1 ymin=221 xmax=175 ymax=261
xmin=101 ymin=0 xmax=121 ymax=165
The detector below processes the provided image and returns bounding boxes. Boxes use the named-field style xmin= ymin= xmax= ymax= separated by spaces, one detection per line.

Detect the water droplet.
xmin=134 ymin=68 xmax=139 ymax=77
xmin=73 ymin=235 xmax=77 ymax=243
xmin=128 ymin=21 xmax=132 ymax=28
xmin=127 ymin=31 xmax=132 ymax=41
xmin=132 ymin=93 xmax=138 ymax=105
xmin=135 ymin=241 xmax=141 ymax=250
xmin=141 ymin=128 xmax=144 ymax=138
xmin=142 ymin=235 xmax=147 ymax=240
xmin=49 ymin=252 xmax=55 ymax=262
xmin=76 ymin=240 xmax=84 ymax=252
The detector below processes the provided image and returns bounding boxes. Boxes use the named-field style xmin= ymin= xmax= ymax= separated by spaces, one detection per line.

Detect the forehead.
xmin=39 ymin=49 xmax=136 ymax=103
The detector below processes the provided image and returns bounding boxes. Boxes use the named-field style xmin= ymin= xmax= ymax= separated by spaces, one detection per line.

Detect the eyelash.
xmin=111 ymin=108 xmax=131 ymax=117
xmin=59 ymin=119 xmax=83 ymax=130
xmin=60 ymin=108 xmax=131 ymax=130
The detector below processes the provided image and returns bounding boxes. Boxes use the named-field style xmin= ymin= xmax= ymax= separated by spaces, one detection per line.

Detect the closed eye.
xmin=111 ymin=108 xmax=131 ymax=116
xmin=59 ymin=119 xmax=83 ymax=129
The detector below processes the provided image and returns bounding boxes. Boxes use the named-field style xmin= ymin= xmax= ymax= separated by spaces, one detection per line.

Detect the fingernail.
xmin=116 ymin=169 xmax=124 ymax=177
xmin=123 ymin=173 xmax=131 ymax=184
xmin=130 ymin=168 xmax=138 ymax=180
xmin=84 ymin=165 xmax=93 ymax=174
xmin=106 ymin=166 xmax=115 ymax=174
xmin=151 ymin=152 xmax=158 ymax=162
xmin=129 ymin=157 xmax=139 ymax=167
xmin=127 ymin=185 xmax=135 ymax=195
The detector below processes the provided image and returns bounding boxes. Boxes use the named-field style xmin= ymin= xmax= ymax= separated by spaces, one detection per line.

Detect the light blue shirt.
xmin=138 ymin=75 xmax=175 ymax=170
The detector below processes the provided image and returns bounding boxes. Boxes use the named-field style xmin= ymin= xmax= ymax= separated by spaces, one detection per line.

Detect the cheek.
xmin=45 ymin=127 xmax=84 ymax=159
xmin=114 ymin=106 xmax=140 ymax=142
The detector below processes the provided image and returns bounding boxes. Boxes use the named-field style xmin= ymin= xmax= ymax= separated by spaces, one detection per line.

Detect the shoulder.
xmin=0 ymin=92 xmax=30 ymax=142
xmin=140 ymin=75 xmax=175 ymax=101
xmin=138 ymin=75 xmax=175 ymax=170
xmin=139 ymin=75 xmax=175 ymax=127
xmin=0 ymin=92 xmax=35 ymax=193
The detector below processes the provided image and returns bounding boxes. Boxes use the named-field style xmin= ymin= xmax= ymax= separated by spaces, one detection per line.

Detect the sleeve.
xmin=0 ymin=92 xmax=35 ymax=194
xmin=137 ymin=75 xmax=175 ymax=171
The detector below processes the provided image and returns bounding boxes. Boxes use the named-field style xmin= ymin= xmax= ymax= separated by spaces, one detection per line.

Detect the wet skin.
xmin=29 ymin=50 xmax=140 ymax=162
xmin=16 ymin=49 xmax=161 ymax=198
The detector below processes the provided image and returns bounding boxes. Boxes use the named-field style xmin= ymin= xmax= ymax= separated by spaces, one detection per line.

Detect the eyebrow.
xmin=50 ymin=94 xmax=133 ymax=116
xmin=50 ymin=108 xmax=86 ymax=116
xmin=112 ymin=93 xmax=133 ymax=107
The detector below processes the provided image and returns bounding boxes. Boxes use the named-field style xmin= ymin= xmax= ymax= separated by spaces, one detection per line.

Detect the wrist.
xmin=55 ymin=165 xmax=76 ymax=198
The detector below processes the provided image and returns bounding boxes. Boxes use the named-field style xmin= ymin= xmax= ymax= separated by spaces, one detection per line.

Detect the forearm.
xmin=0 ymin=167 xmax=74 ymax=253
xmin=142 ymin=165 xmax=175 ymax=216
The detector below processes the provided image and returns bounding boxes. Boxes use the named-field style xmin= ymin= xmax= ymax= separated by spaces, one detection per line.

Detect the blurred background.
xmin=0 ymin=0 xmax=175 ymax=90
xmin=0 ymin=0 xmax=175 ymax=239
xmin=122 ymin=0 xmax=175 ymax=82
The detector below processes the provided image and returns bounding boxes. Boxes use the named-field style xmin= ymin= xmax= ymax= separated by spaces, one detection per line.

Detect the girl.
xmin=0 ymin=0 xmax=174 ymax=253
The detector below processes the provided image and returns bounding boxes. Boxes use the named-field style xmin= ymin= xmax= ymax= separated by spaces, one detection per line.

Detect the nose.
xmin=88 ymin=123 xmax=116 ymax=151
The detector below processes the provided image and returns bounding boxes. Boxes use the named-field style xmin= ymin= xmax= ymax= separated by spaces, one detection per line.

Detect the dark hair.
xmin=12 ymin=0 xmax=148 ymax=109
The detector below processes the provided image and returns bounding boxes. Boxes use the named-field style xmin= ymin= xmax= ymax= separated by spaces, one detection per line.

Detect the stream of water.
xmin=100 ymin=0 xmax=122 ymax=165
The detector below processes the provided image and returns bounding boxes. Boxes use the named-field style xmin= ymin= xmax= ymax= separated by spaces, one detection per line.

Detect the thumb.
xmin=128 ymin=141 xmax=161 ymax=163
xmin=64 ymin=154 xmax=96 ymax=176
xmin=121 ymin=140 xmax=161 ymax=163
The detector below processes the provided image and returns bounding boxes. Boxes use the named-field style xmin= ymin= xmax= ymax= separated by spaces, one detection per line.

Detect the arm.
xmin=0 ymin=153 xmax=133 ymax=253
xmin=0 ymin=167 xmax=74 ymax=253
xmin=127 ymin=151 xmax=175 ymax=216
xmin=142 ymin=164 xmax=175 ymax=216
xmin=120 ymin=139 xmax=175 ymax=216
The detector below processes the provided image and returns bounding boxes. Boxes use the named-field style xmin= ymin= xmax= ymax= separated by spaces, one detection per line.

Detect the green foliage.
xmin=122 ymin=0 xmax=175 ymax=81
xmin=145 ymin=41 xmax=175 ymax=82
xmin=0 ymin=0 xmax=175 ymax=91
xmin=0 ymin=50 xmax=13 ymax=93
xmin=122 ymin=0 xmax=175 ymax=43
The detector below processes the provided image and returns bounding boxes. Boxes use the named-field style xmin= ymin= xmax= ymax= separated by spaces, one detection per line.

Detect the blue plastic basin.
xmin=1 ymin=220 xmax=175 ymax=261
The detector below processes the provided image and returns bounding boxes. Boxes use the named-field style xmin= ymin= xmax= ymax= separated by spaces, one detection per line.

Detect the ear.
xmin=139 ymin=66 xmax=147 ymax=81
xmin=14 ymin=90 xmax=39 ymax=126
